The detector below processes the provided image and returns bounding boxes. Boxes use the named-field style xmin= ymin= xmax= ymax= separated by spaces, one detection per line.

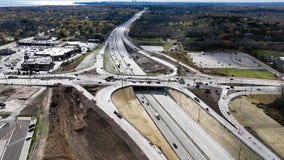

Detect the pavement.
xmin=0 ymin=8 xmax=283 ymax=160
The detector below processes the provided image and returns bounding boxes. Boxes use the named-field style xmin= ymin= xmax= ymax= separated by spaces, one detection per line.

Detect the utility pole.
xmin=237 ymin=143 xmax=243 ymax=160
xmin=197 ymin=107 xmax=201 ymax=122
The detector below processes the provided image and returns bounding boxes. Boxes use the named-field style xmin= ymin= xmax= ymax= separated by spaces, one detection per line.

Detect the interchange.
xmin=0 ymin=9 xmax=283 ymax=160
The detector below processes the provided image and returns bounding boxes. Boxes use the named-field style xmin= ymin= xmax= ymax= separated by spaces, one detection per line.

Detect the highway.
xmin=1 ymin=120 xmax=30 ymax=160
xmin=136 ymin=92 xmax=205 ymax=160
xmin=146 ymin=90 xmax=233 ymax=160
xmin=0 ymin=9 xmax=283 ymax=160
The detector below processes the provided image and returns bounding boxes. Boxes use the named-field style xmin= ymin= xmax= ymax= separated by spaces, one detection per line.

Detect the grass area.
xmin=0 ymin=114 xmax=10 ymax=119
xmin=104 ymin=44 xmax=119 ymax=74
xmin=54 ymin=54 xmax=88 ymax=73
xmin=209 ymin=68 xmax=277 ymax=79
xmin=254 ymin=50 xmax=281 ymax=57
xmin=131 ymin=37 xmax=171 ymax=51
xmin=166 ymin=52 xmax=195 ymax=67
xmin=23 ymin=89 xmax=49 ymax=160
xmin=26 ymin=116 xmax=39 ymax=160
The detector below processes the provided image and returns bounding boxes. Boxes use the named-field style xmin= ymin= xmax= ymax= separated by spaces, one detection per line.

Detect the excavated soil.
xmin=125 ymin=43 xmax=172 ymax=76
xmin=168 ymin=89 xmax=261 ymax=160
xmin=230 ymin=95 xmax=284 ymax=158
xmin=44 ymin=86 xmax=148 ymax=160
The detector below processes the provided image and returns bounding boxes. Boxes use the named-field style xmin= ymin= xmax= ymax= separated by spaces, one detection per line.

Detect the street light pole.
xmin=197 ymin=107 xmax=201 ymax=122
xmin=237 ymin=143 xmax=243 ymax=160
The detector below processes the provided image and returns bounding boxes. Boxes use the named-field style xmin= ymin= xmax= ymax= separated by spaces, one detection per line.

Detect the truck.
xmin=155 ymin=112 xmax=160 ymax=120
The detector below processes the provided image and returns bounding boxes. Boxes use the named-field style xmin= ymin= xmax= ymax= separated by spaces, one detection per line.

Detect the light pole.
xmin=197 ymin=107 xmax=201 ymax=122
xmin=237 ymin=143 xmax=243 ymax=160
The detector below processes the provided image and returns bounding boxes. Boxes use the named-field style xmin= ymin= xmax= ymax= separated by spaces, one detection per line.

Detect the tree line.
xmin=0 ymin=5 xmax=140 ymax=45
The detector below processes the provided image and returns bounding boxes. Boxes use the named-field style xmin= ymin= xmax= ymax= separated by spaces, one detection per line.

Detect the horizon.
xmin=1 ymin=0 xmax=284 ymax=7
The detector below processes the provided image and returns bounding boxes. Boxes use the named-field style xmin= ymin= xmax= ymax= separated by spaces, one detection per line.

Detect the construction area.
xmin=17 ymin=86 xmax=148 ymax=160
xmin=111 ymin=87 xmax=178 ymax=160
xmin=111 ymin=86 xmax=261 ymax=160
xmin=229 ymin=95 xmax=284 ymax=158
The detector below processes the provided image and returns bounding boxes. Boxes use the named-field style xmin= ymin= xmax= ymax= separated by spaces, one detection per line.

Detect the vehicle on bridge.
xmin=113 ymin=110 xmax=122 ymax=119
xmin=155 ymin=112 xmax=160 ymax=120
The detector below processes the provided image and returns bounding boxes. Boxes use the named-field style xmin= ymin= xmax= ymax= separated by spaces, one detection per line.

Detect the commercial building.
xmin=17 ymin=39 xmax=58 ymax=47
xmin=34 ymin=46 xmax=81 ymax=61
xmin=21 ymin=56 xmax=54 ymax=71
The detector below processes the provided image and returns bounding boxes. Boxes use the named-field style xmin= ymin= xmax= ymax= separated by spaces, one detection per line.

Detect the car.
xmin=194 ymin=97 xmax=200 ymax=103
xmin=172 ymin=143 xmax=178 ymax=149
xmin=28 ymin=128 xmax=34 ymax=132
xmin=113 ymin=110 xmax=122 ymax=119
xmin=257 ymin=88 xmax=261 ymax=91
xmin=26 ymin=137 xmax=32 ymax=141
xmin=29 ymin=124 xmax=35 ymax=128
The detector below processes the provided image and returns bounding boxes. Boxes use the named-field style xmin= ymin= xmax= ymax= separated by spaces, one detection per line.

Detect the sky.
xmin=1 ymin=0 xmax=284 ymax=7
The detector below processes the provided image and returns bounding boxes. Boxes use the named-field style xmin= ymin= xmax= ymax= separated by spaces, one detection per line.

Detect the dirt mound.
xmin=44 ymin=86 xmax=148 ymax=160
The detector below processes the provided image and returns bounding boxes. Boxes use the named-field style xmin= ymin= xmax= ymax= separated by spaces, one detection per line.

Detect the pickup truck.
xmin=155 ymin=112 xmax=160 ymax=120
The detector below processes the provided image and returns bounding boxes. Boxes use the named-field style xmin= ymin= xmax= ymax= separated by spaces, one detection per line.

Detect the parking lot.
xmin=0 ymin=37 xmax=98 ymax=74
xmin=190 ymin=52 xmax=264 ymax=69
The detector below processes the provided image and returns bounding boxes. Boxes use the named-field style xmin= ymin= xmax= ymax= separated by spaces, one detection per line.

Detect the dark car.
xmin=194 ymin=97 xmax=200 ymax=103
xmin=29 ymin=124 xmax=35 ymax=128
xmin=113 ymin=110 xmax=122 ymax=119
xmin=28 ymin=128 xmax=34 ymax=132
xmin=172 ymin=143 xmax=178 ymax=149
xmin=26 ymin=137 xmax=32 ymax=141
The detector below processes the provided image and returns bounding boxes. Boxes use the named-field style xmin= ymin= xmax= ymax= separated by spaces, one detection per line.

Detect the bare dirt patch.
xmin=44 ymin=86 xmax=147 ymax=160
xmin=168 ymin=89 xmax=261 ymax=160
xmin=112 ymin=87 xmax=178 ymax=160
xmin=125 ymin=44 xmax=172 ymax=76
xmin=0 ymin=85 xmax=16 ymax=98
xmin=230 ymin=95 xmax=284 ymax=158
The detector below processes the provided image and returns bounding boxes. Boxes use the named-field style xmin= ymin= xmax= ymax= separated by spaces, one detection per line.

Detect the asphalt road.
xmin=1 ymin=120 xmax=30 ymax=160
xmin=0 ymin=9 xmax=283 ymax=160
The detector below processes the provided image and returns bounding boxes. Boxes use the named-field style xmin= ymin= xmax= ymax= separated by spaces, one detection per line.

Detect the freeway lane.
xmin=136 ymin=94 xmax=194 ymax=160
xmin=136 ymin=89 xmax=233 ymax=160
xmin=136 ymin=92 xmax=210 ymax=160
xmin=1 ymin=120 xmax=30 ymax=160
xmin=149 ymin=91 xmax=233 ymax=160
